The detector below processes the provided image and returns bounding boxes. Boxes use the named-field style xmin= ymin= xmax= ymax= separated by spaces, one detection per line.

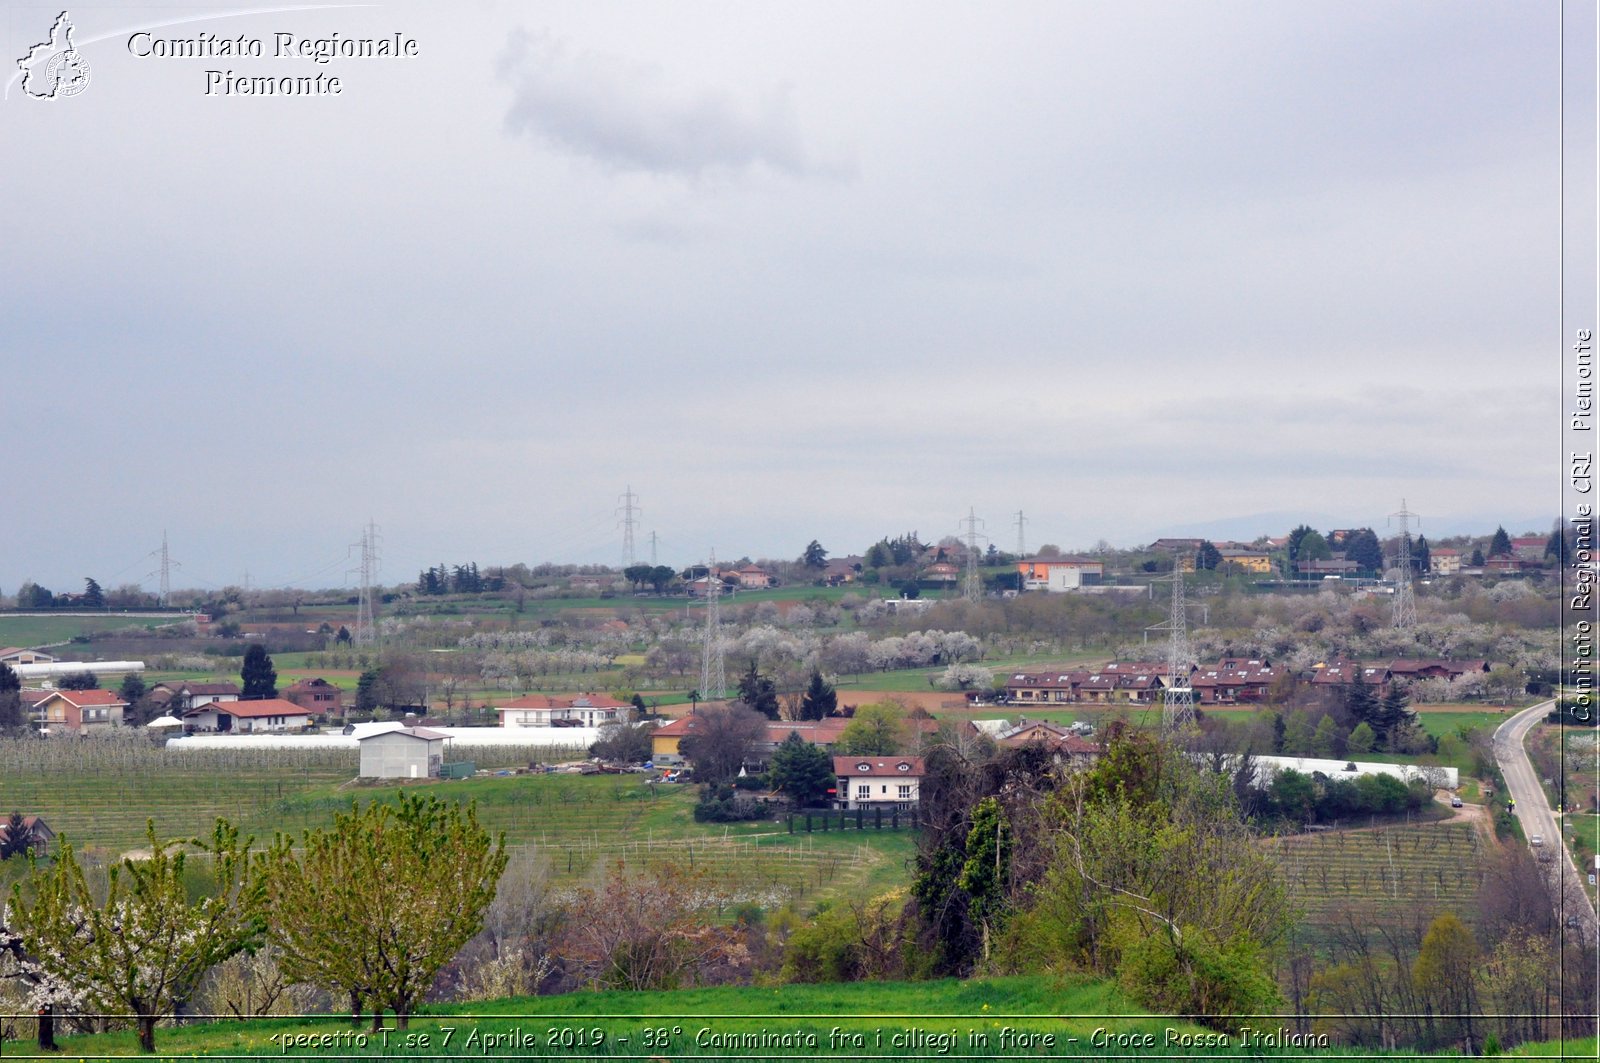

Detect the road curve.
xmin=1493 ymin=699 xmax=1597 ymax=938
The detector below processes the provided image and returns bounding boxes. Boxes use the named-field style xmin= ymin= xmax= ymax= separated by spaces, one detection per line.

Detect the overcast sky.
xmin=0 ymin=1 xmax=1579 ymax=592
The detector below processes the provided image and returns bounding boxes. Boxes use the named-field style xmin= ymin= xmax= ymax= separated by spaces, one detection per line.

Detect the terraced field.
xmin=1269 ymin=821 xmax=1487 ymax=948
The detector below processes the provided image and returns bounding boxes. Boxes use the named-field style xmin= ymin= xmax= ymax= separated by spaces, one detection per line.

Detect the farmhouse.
xmin=497 ymin=693 xmax=624 ymax=728
xmin=0 ymin=814 xmax=55 ymax=857
xmin=182 ymin=697 xmax=311 ymax=733
xmin=833 ymin=755 xmax=924 ymax=811
xmin=36 ymin=689 xmax=127 ymax=735
xmin=284 ymin=677 xmax=344 ymax=717
xmin=997 ymin=720 xmax=1100 ymax=768
xmin=1430 ymin=548 xmax=1462 ymax=575
xmin=357 ymin=725 xmax=450 ymax=779
xmin=150 ymin=681 xmax=241 ymax=712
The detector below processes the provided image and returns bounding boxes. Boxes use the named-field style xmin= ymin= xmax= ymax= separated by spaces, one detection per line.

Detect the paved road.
xmin=1493 ymin=699 xmax=1597 ymax=938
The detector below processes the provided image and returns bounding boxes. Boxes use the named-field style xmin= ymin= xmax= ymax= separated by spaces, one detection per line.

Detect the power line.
xmin=350 ymin=520 xmax=381 ymax=647
xmin=1158 ymin=562 xmax=1196 ymax=732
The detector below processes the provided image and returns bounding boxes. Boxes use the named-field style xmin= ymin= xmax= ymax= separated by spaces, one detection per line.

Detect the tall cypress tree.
xmin=240 ymin=645 xmax=278 ymax=700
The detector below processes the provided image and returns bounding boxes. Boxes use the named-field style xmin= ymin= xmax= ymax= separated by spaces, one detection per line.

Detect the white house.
xmin=182 ymin=698 xmax=310 ymax=734
xmin=497 ymin=693 xmax=624 ymax=728
xmin=832 ymin=755 xmax=924 ymax=811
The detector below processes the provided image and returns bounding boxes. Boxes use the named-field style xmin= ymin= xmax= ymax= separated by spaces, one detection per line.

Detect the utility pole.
xmin=1014 ymin=510 xmax=1027 ymax=559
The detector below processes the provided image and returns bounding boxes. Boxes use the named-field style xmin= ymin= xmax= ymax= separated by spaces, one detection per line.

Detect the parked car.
xmin=1450 ymin=795 xmax=1463 ymax=808
xmin=1530 ymin=834 xmax=1543 ymax=847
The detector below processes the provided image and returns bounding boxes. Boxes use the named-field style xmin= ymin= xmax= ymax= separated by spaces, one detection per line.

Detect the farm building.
xmin=0 ymin=814 xmax=55 ymax=857
xmin=0 ymin=647 xmax=56 ymax=667
xmin=357 ymin=725 xmax=450 ymax=779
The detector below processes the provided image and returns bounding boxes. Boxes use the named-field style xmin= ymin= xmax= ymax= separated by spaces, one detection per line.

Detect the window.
xmin=898 ymin=785 xmax=912 ymax=800
xmin=856 ymin=784 xmax=870 ymax=800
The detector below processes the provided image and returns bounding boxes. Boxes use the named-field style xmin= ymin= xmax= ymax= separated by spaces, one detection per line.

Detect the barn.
xmin=356 ymin=726 xmax=449 ymax=779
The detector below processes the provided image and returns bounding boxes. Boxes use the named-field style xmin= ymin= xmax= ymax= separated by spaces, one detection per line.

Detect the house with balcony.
xmin=833 ymin=755 xmax=924 ymax=811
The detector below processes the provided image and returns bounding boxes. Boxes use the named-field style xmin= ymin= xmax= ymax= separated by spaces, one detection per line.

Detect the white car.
xmin=1530 ymin=834 xmax=1543 ymax=847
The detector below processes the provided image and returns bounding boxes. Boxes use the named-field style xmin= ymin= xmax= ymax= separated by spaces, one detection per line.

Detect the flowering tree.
xmin=5 ymin=820 xmax=261 ymax=1053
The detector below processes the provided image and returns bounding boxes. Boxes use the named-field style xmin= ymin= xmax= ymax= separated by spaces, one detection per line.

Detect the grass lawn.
xmin=38 ymin=973 xmax=1214 ymax=1059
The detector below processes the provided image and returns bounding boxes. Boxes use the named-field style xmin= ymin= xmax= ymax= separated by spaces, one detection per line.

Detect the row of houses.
xmin=1003 ymin=657 xmax=1491 ymax=707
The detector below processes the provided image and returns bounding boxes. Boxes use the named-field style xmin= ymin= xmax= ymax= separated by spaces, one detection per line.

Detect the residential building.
xmin=284 ymin=677 xmax=344 ymax=718
xmin=150 ymin=682 xmax=241 ymax=712
xmin=997 ymin=720 xmax=1101 ymax=768
xmin=1190 ymin=662 xmax=1278 ymax=705
xmin=833 ymin=755 xmax=924 ymax=810
xmin=1217 ymin=549 xmax=1273 ymax=573
xmin=1430 ymin=548 xmax=1461 ymax=576
xmin=0 ymin=815 xmax=54 ymax=856
xmin=1017 ymin=556 xmax=1104 ymax=592
xmin=732 ymin=565 xmax=776 ymax=589
xmin=497 ymin=693 xmax=625 ymax=728
xmin=182 ymin=698 xmax=311 ymax=733
xmin=36 ymin=689 xmax=127 ymax=735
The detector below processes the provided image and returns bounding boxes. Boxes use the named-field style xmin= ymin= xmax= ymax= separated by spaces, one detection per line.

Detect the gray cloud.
xmin=498 ymin=28 xmax=822 ymax=178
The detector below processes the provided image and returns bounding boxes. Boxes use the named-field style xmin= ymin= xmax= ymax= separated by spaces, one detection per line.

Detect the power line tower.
xmin=146 ymin=531 xmax=179 ymax=606
xmin=699 ymin=550 xmax=726 ymax=700
xmin=1389 ymin=499 xmax=1419 ymax=629
xmin=960 ymin=507 xmax=987 ymax=603
xmin=1161 ymin=560 xmax=1196 ymax=732
xmin=1014 ymin=510 xmax=1027 ymax=558
xmin=352 ymin=520 xmax=381 ymax=646
xmin=617 ymin=487 xmax=640 ymax=569
xmin=649 ymin=531 xmax=659 ymax=566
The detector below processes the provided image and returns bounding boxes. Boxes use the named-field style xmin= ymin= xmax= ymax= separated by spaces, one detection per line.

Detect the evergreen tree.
xmin=801 ymin=540 xmax=828 ymax=569
xmin=1346 ymin=722 xmax=1377 ymax=754
xmin=1413 ymin=534 xmax=1431 ymax=573
xmin=1545 ymin=526 xmax=1567 ymax=564
xmin=736 ymin=662 xmax=780 ymax=720
xmin=58 ymin=670 xmax=99 ymax=691
xmin=0 ymin=663 xmax=23 ymax=735
xmin=1343 ymin=529 xmax=1383 ymax=573
xmin=1370 ymin=685 xmax=1416 ymax=750
xmin=1340 ymin=679 xmax=1379 ymax=732
xmin=1489 ymin=526 xmax=1512 ymax=557
xmin=355 ymin=669 xmax=380 ymax=712
xmin=767 ymin=731 xmax=834 ymax=806
xmin=119 ymin=673 xmax=147 ymax=725
xmin=1470 ymin=546 xmax=1486 ymax=567
xmin=81 ymin=578 xmax=104 ymax=608
xmin=1196 ymin=541 xmax=1222 ymax=571
xmin=240 ymin=645 xmax=278 ymax=700
xmin=1311 ymin=714 xmax=1343 ymax=758
xmin=1286 ymin=525 xmax=1317 ymax=564
xmin=798 ymin=670 xmax=837 ymax=721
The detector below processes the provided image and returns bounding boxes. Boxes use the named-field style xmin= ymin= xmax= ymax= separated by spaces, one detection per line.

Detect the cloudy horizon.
xmin=1 ymin=1 xmax=1580 ymax=592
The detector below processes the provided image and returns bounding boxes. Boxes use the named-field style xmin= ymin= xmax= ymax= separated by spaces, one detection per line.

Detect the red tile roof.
xmin=833 ymin=755 xmax=925 ymax=777
xmin=184 ymin=698 xmax=308 ymax=719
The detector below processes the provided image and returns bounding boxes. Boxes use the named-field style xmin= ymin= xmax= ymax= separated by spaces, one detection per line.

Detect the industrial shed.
xmin=356 ymin=726 xmax=449 ymax=779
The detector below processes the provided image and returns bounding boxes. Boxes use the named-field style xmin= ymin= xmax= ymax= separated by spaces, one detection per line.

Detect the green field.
xmin=0 ymin=613 xmax=186 ymax=648
xmin=0 ymin=744 xmax=913 ymax=913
